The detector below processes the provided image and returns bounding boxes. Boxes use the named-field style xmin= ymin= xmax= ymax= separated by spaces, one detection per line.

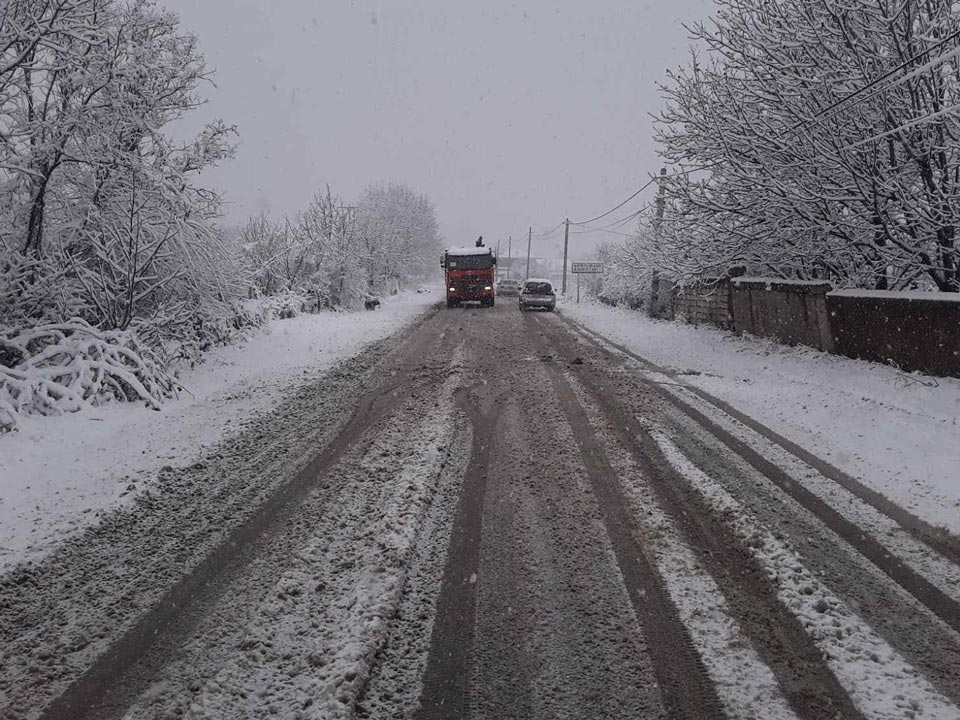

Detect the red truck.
xmin=441 ymin=244 xmax=497 ymax=308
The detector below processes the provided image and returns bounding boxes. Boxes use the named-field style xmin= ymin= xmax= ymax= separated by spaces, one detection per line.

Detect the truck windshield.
xmin=447 ymin=254 xmax=492 ymax=270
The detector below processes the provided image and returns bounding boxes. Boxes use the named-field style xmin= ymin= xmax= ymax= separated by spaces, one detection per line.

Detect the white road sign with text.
xmin=571 ymin=262 xmax=603 ymax=274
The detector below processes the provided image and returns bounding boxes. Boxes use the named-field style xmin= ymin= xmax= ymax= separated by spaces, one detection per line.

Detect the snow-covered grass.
xmin=562 ymin=301 xmax=960 ymax=535
xmin=0 ymin=291 xmax=438 ymax=571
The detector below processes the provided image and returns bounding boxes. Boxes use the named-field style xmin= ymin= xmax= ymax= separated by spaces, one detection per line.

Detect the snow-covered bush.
xmin=248 ymin=290 xmax=313 ymax=322
xmin=594 ymin=240 xmax=649 ymax=308
xmin=0 ymin=250 xmax=87 ymax=327
xmin=0 ymin=320 xmax=177 ymax=432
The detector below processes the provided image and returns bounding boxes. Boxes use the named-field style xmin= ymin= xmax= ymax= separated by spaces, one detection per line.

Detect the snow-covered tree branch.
xmin=641 ymin=0 xmax=960 ymax=291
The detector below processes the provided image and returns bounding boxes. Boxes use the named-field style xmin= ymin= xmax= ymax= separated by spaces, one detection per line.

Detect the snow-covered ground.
xmin=0 ymin=291 xmax=438 ymax=571
xmin=562 ymin=301 xmax=960 ymax=535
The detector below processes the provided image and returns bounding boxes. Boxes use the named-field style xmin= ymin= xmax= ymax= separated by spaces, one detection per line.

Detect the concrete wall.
xmin=731 ymin=278 xmax=835 ymax=352
xmin=614 ymin=270 xmax=960 ymax=378
xmin=827 ymin=291 xmax=960 ymax=377
xmin=675 ymin=279 xmax=732 ymax=328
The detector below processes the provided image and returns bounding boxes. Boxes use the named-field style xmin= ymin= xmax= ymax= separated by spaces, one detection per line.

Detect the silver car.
xmin=497 ymin=278 xmax=520 ymax=296
xmin=518 ymin=279 xmax=556 ymax=311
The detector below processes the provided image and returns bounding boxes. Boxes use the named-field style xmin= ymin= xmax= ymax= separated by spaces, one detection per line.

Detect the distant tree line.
xmin=237 ymin=182 xmax=442 ymax=311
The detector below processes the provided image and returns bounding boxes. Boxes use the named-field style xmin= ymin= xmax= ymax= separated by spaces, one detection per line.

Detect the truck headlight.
xmin=448 ymin=287 xmax=456 ymax=292
xmin=484 ymin=286 xmax=492 ymax=291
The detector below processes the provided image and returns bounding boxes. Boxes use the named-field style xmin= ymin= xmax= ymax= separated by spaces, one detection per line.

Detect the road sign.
xmin=571 ymin=262 xmax=603 ymax=274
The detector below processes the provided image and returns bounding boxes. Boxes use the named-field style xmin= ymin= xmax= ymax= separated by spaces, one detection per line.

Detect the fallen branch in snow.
xmin=0 ymin=319 xmax=178 ymax=432
xmin=888 ymin=361 xmax=941 ymax=389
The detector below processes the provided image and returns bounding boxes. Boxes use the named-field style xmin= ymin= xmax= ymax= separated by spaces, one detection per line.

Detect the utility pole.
xmin=561 ymin=218 xmax=570 ymax=296
xmin=525 ymin=226 xmax=532 ymax=279
xmin=651 ymin=167 xmax=668 ymax=318
xmin=654 ymin=167 xmax=667 ymax=229
xmin=507 ymin=236 xmax=512 ymax=279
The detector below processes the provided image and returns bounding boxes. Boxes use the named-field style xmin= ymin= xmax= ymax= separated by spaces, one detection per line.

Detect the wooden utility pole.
xmin=561 ymin=218 xmax=570 ymax=295
xmin=651 ymin=168 xmax=668 ymax=318
xmin=654 ymin=167 xmax=667 ymax=229
xmin=507 ymin=236 xmax=512 ymax=278
xmin=525 ymin=226 xmax=532 ymax=279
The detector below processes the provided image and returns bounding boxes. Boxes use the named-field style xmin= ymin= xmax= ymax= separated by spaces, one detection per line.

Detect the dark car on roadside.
xmin=518 ymin=279 xmax=556 ymax=311
xmin=498 ymin=278 xmax=520 ymax=296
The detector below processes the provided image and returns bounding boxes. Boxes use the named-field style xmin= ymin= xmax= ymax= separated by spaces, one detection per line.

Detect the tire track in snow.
xmin=150 ymin=350 xmax=466 ymax=719
xmin=532 ymin=312 xmax=863 ymax=720
xmin=653 ymin=431 xmax=960 ymax=720
xmin=657 ymin=383 xmax=960 ymax=608
xmin=563 ymin=371 xmax=800 ymax=720
xmin=561 ymin=314 xmax=960 ymax=568
xmin=525 ymin=313 xmax=725 ymax=720
xmin=559 ymin=316 xmax=960 ymax=648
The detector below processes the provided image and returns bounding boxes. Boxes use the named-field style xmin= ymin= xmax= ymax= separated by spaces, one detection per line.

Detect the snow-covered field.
xmin=562 ymin=301 xmax=960 ymax=535
xmin=0 ymin=291 xmax=438 ymax=571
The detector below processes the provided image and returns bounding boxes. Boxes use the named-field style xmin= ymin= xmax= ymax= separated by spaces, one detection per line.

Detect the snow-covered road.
xmin=2 ymin=299 xmax=960 ymax=720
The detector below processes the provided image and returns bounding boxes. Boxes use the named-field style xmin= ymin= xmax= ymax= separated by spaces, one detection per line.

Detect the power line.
xmin=569 ymin=223 xmax=636 ymax=238
xmin=594 ymin=205 xmax=648 ymax=231
xmin=534 ymin=222 xmax=566 ymax=239
xmin=790 ymin=27 xmax=960 ymax=134
xmin=842 ymin=99 xmax=960 ymax=151
xmin=571 ymin=176 xmax=658 ymax=225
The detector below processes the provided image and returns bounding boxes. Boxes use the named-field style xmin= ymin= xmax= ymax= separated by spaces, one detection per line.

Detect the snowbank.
xmin=562 ymin=301 xmax=960 ymax=535
xmin=0 ymin=291 xmax=438 ymax=570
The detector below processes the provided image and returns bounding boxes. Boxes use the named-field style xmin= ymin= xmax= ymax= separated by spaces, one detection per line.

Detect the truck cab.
xmin=442 ymin=246 xmax=497 ymax=308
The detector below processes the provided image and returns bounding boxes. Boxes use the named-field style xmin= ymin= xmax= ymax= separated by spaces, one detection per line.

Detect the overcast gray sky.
xmin=160 ymin=0 xmax=713 ymax=260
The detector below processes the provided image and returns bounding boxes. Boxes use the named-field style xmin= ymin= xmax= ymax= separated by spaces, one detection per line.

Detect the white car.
xmin=518 ymin=279 xmax=556 ymax=311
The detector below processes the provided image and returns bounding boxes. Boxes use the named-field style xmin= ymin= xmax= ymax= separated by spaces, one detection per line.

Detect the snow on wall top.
xmin=828 ymin=289 xmax=960 ymax=302
xmin=733 ymin=276 xmax=832 ymax=287
xmin=445 ymin=246 xmax=493 ymax=256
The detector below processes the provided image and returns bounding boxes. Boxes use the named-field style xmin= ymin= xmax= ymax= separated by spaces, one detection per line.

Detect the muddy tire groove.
xmin=413 ymin=384 xmax=506 ymax=720
xmin=531 ymin=313 xmax=865 ymax=720
xmin=524 ymin=313 xmax=725 ymax=720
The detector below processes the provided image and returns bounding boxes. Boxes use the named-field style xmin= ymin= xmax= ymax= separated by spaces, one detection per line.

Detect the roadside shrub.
xmin=0 ymin=320 xmax=178 ymax=432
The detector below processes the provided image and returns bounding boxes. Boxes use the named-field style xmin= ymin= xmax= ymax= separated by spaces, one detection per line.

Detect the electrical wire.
xmin=790 ymin=27 xmax=960 ymax=134
xmin=569 ymin=224 xmax=637 ymax=238
xmin=534 ymin=222 xmax=566 ymax=239
xmin=570 ymin=176 xmax=658 ymax=225
xmin=842 ymin=98 xmax=960 ymax=151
